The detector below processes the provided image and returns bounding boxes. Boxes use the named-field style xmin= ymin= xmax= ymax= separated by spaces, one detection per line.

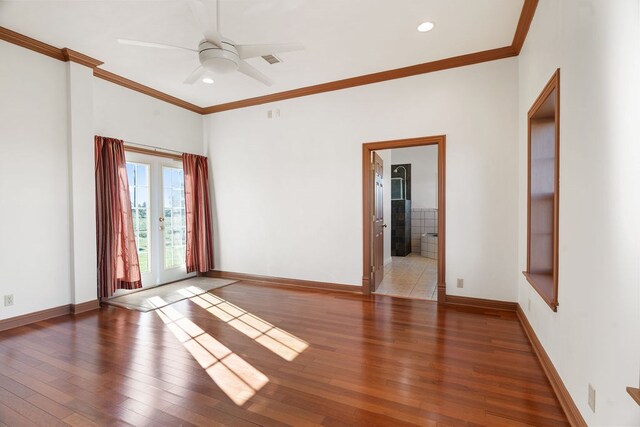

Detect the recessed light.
xmin=417 ymin=21 xmax=435 ymax=32
xmin=202 ymin=77 xmax=214 ymax=84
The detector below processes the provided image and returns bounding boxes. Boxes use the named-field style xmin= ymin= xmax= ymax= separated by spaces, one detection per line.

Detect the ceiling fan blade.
xmin=236 ymin=43 xmax=304 ymax=60
xmin=186 ymin=0 xmax=223 ymax=46
xmin=184 ymin=66 xmax=207 ymax=84
xmin=237 ymin=60 xmax=273 ymax=86
xmin=117 ymin=38 xmax=197 ymax=52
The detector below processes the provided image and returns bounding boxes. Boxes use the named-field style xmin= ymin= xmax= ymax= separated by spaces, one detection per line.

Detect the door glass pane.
xmin=126 ymin=162 xmax=150 ymax=273
xmin=163 ymin=166 xmax=186 ymax=269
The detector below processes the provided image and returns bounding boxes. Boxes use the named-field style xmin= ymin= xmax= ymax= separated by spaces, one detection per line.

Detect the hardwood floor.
xmin=0 ymin=282 xmax=569 ymax=426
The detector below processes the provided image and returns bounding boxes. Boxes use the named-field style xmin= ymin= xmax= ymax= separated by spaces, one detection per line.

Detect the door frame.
xmin=361 ymin=135 xmax=446 ymax=303
xmin=124 ymin=150 xmax=193 ymax=287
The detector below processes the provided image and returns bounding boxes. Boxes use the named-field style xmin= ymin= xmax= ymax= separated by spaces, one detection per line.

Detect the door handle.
xmin=382 ymin=224 xmax=388 ymax=228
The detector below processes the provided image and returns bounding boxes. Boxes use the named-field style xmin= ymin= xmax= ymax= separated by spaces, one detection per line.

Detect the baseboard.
xmin=516 ymin=305 xmax=587 ymax=426
xmin=0 ymin=300 xmax=101 ymax=333
xmin=444 ymin=294 xmax=518 ymax=312
xmin=205 ymin=270 xmax=361 ymax=293
xmin=0 ymin=304 xmax=71 ymax=332
xmin=71 ymin=299 xmax=100 ymax=315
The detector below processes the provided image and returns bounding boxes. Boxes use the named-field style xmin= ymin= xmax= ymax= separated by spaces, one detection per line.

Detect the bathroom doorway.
xmin=362 ymin=136 xmax=446 ymax=302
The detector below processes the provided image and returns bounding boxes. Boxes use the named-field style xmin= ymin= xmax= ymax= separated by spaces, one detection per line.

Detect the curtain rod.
xmin=124 ymin=140 xmax=183 ymax=155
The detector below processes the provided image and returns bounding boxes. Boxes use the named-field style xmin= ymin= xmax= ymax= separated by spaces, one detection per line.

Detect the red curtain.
xmin=95 ymin=136 xmax=142 ymax=299
xmin=183 ymin=153 xmax=214 ymax=273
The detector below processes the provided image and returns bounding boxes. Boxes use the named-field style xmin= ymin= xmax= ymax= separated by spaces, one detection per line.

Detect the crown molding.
xmin=61 ymin=48 xmax=104 ymax=68
xmin=0 ymin=26 xmax=65 ymax=61
xmin=202 ymin=45 xmax=517 ymax=114
xmin=512 ymin=0 xmax=539 ymax=55
xmin=0 ymin=0 xmax=539 ymax=115
xmin=202 ymin=0 xmax=539 ymax=114
xmin=0 ymin=25 xmax=202 ymax=113
xmin=92 ymin=68 xmax=204 ymax=114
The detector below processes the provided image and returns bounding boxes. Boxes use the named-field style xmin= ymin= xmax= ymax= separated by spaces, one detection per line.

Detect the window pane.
xmin=165 ymin=247 xmax=173 ymax=268
xmin=126 ymin=163 xmax=135 ymax=187
xmin=163 ymin=166 xmax=186 ymax=269
xmin=163 ymin=168 xmax=172 ymax=189
xmin=137 ymin=164 xmax=148 ymax=186
xmin=138 ymin=251 xmax=149 ymax=273
xmin=125 ymin=162 xmax=151 ymax=273
xmin=135 ymin=187 xmax=148 ymax=209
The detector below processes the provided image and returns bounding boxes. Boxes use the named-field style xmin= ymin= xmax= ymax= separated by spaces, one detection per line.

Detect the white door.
xmin=126 ymin=152 xmax=193 ymax=287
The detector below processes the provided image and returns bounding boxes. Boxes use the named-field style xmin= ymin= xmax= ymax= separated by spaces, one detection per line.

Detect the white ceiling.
xmin=0 ymin=0 xmax=523 ymax=107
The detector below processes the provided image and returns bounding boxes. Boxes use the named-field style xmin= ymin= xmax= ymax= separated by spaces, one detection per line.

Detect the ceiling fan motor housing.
xmin=199 ymin=40 xmax=239 ymax=73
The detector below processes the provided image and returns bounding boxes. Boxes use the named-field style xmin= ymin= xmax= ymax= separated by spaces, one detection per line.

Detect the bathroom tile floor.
xmin=374 ymin=253 xmax=437 ymax=300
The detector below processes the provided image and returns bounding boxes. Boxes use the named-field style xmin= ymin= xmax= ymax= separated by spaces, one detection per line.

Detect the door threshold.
xmin=372 ymin=291 xmax=438 ymax=302
xmin=106 ymin=275 xmax=196 ymax=301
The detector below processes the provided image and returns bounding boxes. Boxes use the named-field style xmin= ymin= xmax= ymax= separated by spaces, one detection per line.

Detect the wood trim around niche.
xmin=525 ymin=69 xmax=560 ymax=312
xmin=361 ymin=135 xmax=446 ymax=300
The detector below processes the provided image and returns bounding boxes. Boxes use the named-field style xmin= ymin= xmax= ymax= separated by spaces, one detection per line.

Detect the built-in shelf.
xmin=530 ymin=193 xmax=554 ymax=200
xmin=628 ymin=387 xmax=640 ymax=406
xmin=525 ymin=69 xmax=560 ymax=312
xmin=523 ymin=272 xmax=558 ymax=311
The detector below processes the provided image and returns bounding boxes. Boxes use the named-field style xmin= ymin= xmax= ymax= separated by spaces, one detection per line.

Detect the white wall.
xmin=67 ymin=62 xmax=98 ymax=305
xmin=391 ymin=145 xmax=438 ymax=209
xmin=0 ymin=41 xmax=72 ymax=319
xmin=93 ymin=79 xmax=204 ymax=155
xmin=205 ymin=57 xmax=519 ymax=300
xmin=0 ymin=40 xmax=205 ymax=320
xmin=517 ymin=0 xmax=640 ymax=424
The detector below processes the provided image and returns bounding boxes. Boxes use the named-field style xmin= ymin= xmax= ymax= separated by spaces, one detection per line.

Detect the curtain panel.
xmin=183 ymin=153 xmax=214 ymax=273
xmin=95 ymin=136 xmax=142 ymax=299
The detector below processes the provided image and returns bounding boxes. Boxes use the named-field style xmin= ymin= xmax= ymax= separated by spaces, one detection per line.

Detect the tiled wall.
xmin=411 ymin=208 xmax=438 ymax=256
xmin=421 ymin=234 xmax=438 ymax=259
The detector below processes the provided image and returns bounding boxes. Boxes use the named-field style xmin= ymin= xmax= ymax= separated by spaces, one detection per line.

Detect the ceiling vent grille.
xmin=261 ymin=54 xmax=282 ymax=65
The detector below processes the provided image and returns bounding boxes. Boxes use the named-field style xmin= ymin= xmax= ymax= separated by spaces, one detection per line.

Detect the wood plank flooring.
xmin=0 ymin=282 xmax=569 ymax=426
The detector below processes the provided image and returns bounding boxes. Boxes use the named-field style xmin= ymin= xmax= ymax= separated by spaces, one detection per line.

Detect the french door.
xmin=125 ymin=152 xmax=193 ymax=287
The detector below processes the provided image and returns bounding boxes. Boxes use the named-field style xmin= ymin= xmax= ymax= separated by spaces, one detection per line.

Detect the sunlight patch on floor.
xmin=184 ymin=287 xmax=309 ymax=361
xmin=151 ymin=297 xmax=268 ymax=406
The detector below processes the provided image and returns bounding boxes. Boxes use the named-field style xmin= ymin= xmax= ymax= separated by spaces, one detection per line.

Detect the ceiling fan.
xmin=117 ymin=0 xmax=303 ymax=86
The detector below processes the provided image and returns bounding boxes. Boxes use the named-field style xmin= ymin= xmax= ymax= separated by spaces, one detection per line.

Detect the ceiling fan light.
xmin=202 ymin=77 xmax=214 ymax=84
xmin=417 ymin=21 xmax=435 ymax=32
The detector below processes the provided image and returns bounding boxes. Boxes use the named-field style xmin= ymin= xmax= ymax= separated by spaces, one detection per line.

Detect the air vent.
xmin=261 ymin=54 xmax=282 ymax=65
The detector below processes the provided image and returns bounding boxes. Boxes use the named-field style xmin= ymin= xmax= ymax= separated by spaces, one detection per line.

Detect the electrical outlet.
xmin=4 ymin=294 xmax=14 ymax=307
xmin=588 ymin=384 xmax=596 ymax=412
xmin=528 ymin=298 xmax=531 ymax=312
xmin=457 ymin=278 xmax=464 ymax=288
xmin=267 ymin=110 xmax=273 ymax=119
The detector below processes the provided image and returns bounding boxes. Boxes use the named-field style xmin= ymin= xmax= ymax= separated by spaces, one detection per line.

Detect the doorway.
xmin=362 ymin=136 xmax=446 ymax=302
xmin=125 ymin=151 xmax=194 ymax=288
